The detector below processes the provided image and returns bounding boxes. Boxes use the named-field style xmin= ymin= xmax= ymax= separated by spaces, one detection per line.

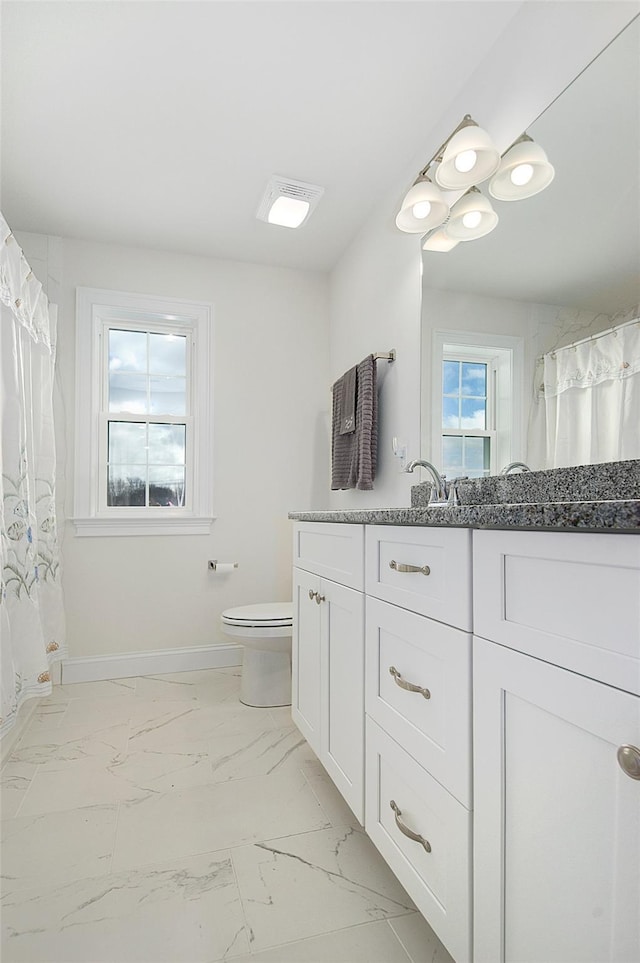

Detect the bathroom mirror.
xmin=420 ymin=17 xmax=640 ymax=475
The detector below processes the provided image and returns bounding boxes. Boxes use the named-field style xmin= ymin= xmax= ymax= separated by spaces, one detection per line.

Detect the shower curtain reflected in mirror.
xmin=529 ymin=317 xmax=640 ymax=469
xmin=1 ymin=216 xmax=65 ymax=738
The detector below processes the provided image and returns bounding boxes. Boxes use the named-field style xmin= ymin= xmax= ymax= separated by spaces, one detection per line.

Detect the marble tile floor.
xmin=1 ymin=668 xmax=455 ymax=963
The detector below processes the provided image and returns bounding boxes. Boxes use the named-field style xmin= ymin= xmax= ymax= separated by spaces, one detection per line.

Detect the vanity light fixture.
xmin=422 ymin=228 xmax=460 ymax=252
xmin=444 ymin=187 xmax=499 ymax=241
xmin=435 ymin=118 xmax=501 ymax=190
xmin=397 ymin=114 xmax=553 ymax=251
xmin=489 ymin=134 xmax=555 ymax=201
xmin=256 ymin=175 xmax=324 ymax=229
xmin=395 ymin=175 xmax=449 ymax=233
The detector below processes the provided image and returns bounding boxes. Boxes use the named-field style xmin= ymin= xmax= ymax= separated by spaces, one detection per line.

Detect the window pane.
xmin=108 ymin=422 xmax=147 ymax=465
xmin=442 ymin=435 xmax=463 ymax=471
xmin=442 ymin=397 xmax=460 ymax=429
xmin=150 ymin=377 xmax=186 ymax=415
xmin=109 ymin=372 xmax=149 ymax=413
xmin=148 ymin=424 xmax=186 ymax=465
xmin=461 ymin=362 xmax=487 ymax=397
xmin=465 ymin=436 xmax=491 ymax=473
xmin=109 ymin=330 xmax=147 ymax=373
xmin=443 ymin=360 xmax=460 ymax=395
xmin=149 ymin=468 xmax=185 ymax=507
xmin=107 ymin=466 xmax=146 ymax=506
xmin=149 ymin=333 xmax=187 ymax=375
xmin=461 ymin=398 xmax=486 ymax=429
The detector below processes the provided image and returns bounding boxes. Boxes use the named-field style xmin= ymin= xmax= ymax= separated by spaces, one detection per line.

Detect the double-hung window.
xmin=74 ymin=289 xmax=214 ymax=536
xmin=441 ymin=354 xmax=496 ymax=478
xmin=428 ymin=331 xmax=525 ymax=480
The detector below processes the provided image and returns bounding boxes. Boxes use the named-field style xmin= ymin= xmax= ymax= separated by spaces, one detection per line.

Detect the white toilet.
xmin=221 ymin=602 xmax=293 ymax=707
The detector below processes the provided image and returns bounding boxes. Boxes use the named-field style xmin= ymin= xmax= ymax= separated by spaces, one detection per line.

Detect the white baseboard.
xmin=62 ymin=643 xmax=243 ymax=685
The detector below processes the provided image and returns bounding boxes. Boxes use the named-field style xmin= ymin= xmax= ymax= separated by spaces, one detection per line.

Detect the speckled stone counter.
xmin=289 ymin=460 xmax=640 ymax=534
xmin=410 ymin=459 xmax=640 ymax=508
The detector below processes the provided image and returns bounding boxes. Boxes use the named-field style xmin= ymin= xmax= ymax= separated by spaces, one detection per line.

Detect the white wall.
xmin=328 ymin=1 xmax=638 ymax=505
xmin=40 ymin=237 xmax=329 ymax=659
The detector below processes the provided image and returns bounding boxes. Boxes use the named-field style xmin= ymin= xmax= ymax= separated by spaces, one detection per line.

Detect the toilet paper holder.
xmin=208 ymin=560 xmax=239 ymax=572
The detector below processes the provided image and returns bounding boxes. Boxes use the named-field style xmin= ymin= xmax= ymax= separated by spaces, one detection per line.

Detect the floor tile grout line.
xmin=384 ymin=919 xmax=419 ymax=963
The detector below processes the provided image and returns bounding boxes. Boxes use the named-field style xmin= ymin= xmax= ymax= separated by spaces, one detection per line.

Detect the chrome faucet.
xmin=446 ymin=476 xmax=469 ymax=507
xmin=404 ymin=460 xmax=447 ymax=505
xmin=500 ymin=462 xmax=531 ymax=475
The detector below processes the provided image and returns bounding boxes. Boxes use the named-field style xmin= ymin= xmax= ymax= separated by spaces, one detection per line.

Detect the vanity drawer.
xmin=366 ymin=717 xmax=472 ymax=963
xmin=365 ymin=596 xmax=472 ymax=807
xmin=365 ymin=525 xmax=472 ymax=629
xmin=473 ymin=530 xmax=640 ymax=695
xmin=293 ymin=522 xmax=364 ymax=590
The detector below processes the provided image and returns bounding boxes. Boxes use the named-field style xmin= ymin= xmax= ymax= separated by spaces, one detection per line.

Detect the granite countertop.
xmin=289 ymin=460 xmax=640 ymax=534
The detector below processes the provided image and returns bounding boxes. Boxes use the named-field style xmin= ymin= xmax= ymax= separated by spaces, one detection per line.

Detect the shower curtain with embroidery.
xmin=1 ymin=215 xmax=65 ymax=738
xmin=529 ymin=318 xmax=640 ymax=469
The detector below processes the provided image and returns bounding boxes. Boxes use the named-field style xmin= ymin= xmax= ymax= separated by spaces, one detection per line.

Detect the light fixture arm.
xmin=417 ymin=114 xmax=478 ymax=178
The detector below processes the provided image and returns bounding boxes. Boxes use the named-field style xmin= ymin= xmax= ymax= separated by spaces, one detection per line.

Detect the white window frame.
xmin=428 ymin=330 xmax=525 ymax=478
xmin=74 ymin=288 xmax=214 ymax=536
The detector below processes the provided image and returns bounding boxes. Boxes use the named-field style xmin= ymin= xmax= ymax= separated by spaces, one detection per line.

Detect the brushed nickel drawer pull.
xmin=389 ymin=560 xmax=431 ymax=576
xmin=389 ymin=666 xmax=431 ymax=699
xmin=315 ymin=593 xmax=326 ymax=605
xmin=308 ymin=589 xmax=316 ymax=601
xmin=617 ymin=745 xmax=640 ymax=780
xmin=390 ymin=800 xmax=431 ymax=853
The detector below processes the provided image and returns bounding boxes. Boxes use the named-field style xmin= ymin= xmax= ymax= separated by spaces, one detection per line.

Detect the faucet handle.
xmin=447 ymin=476 xmax=469 ymax=507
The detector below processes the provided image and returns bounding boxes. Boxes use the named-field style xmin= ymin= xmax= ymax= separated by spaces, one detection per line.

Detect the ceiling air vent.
xmin=256 ymin=175 xmax=324 ymax=229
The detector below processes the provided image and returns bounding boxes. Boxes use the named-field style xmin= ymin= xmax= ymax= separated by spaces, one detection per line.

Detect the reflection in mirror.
xmin=421 ymin=17 xmax=640 ymax=474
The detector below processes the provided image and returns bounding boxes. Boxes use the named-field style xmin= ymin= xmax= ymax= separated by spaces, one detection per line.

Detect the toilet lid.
xmin=222 ymin=602 xmax=293 ymax=627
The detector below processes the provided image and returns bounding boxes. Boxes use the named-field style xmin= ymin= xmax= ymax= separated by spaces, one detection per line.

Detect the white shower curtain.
xmin=1 ymin=215 xmax=66 ymax=738
xmin=529 ymin=318 xmax=640 ymax=469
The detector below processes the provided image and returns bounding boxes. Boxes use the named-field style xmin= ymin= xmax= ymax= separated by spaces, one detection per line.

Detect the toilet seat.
xmin=222 ymin=602 xmax=293 ymax=628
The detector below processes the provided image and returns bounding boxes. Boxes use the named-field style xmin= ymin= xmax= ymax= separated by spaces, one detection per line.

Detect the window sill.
xmin=72 ymin=515 xmax=215 ymax=537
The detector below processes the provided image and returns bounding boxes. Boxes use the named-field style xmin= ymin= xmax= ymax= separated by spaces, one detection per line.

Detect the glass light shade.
xmin=489 ymin=139 xmax=555 ymax=200
xmin=444 ymin=191 xmax=498 ymax=241
xmin=395 ymin=177 xmax=450 ymax=233
xmin=422 ymin=229 xmax=460 ymax=252
xmin=267 ymin=196 xmax=310 ymax=228
xmin=435 ymin=124 xmax=500 ymax=190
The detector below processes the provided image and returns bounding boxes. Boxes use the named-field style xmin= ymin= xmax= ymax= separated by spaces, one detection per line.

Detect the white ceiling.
xmin=0 ymin=1 xmax=522 ymax=272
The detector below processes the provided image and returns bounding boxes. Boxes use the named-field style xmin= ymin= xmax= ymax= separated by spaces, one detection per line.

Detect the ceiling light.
xmin=256 ymin=175 xmax=324 ymax=229
xmin=435 ymin=118 xmax=500 ymax=190
xmin=395 ymin=176 xmax=449 ymax=233
xmin=489 ymin=135 xmax=555 ymax=200
xmin=422 ymin=229 xmax=460 ymax=252
xmin=444 ymin=188 xmax=499 ymax=241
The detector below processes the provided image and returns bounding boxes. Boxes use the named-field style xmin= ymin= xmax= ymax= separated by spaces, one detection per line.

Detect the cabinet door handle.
xmin=308 ymin=589 xmax=316 ymax=601
xmin=389 ymin=560 xmax=430 ymax=576
xmin=315 ymin=593 xmax=325 ymax=605
xmin=389 ymin=666 xmax=431 ymax=700
xmin=617 ymin=745 xmax=640 ymax=780
xmin=390 ymin=800 xmax=431 ymax=853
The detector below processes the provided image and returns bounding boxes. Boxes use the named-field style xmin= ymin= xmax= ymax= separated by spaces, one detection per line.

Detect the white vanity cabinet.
xmin=473 ymin=530 xmax=640 ymax=963
xmin=364 ymin=525 xmax=473 ymax=963
xmin=292 ymin=522 xmax=365 ymax=822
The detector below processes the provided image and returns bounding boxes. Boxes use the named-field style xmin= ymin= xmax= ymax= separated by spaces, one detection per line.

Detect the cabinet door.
xmin=474 ymin=637 xmax=640 ymax=963
xmin=292 ymin=567 xmax=321 ymax=756
xmin=321 ymin=578 xmax=365 ymax=823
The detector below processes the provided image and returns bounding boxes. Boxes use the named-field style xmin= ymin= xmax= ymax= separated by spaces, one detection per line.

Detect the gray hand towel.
xmin=331 ymin=354 xmax=377 ymax=490
xmin=337 ymin=365 xmax=357 ymax=434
